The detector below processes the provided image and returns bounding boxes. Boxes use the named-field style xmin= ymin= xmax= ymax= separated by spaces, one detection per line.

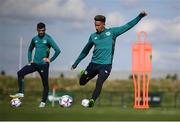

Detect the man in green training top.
xmin=71 ymin=11 xmax=147 ymax=107
xmin=10 ymin=22 xmax=61 ymax=108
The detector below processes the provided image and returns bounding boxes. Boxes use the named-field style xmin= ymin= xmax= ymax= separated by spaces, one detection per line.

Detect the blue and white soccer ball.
xmin=10 ymin=98 xmax=22 ymax=107
xmin=59 ymin=95 xmax=73 ymax=107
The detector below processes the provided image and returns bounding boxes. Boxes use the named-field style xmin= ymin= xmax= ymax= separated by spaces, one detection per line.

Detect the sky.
xmin=0 ymin=0 xmax=179 ymax=76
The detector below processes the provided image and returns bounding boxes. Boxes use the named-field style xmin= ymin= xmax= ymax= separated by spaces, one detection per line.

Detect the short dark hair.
xmin=94 ymin=15 xmax=106 ymax=23
xmin=37 ymin=22 xmax=46 ymax=29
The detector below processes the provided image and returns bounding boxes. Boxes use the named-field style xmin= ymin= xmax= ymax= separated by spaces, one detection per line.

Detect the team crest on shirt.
xmin=43 ymin=40 xmax=47 ymax=44
xmin=35 ymin=40 xmax=38 ymax=43
xmin=105 ymin=31 xmax=111 ymax=36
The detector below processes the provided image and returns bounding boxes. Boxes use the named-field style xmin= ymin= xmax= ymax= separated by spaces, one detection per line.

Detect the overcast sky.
xmin=0 ymin=0 xmax=179 ymax=76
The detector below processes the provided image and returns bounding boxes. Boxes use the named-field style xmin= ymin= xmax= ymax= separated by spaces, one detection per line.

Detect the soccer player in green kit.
xmin=71 ymin=11 xmax=147 ymax=107
xmin=10 ymin=22 xmax=61 ymax=107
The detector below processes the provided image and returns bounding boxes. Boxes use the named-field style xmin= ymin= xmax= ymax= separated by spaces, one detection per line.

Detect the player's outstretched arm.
xmin=111 ymin=11 xmax=147 ymax=38
xmin=139 ymin=11 xmax=147 ymax=18
xmin=71 ymin=37 xmax=94 ymax=70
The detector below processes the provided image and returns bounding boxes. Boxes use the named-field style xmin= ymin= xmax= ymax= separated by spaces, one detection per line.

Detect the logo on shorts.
xmin=84 ymin=71 xmax=88 ymax=75
xmin=41 ymin=70 xmax=44 ymax=73
xmin=105 ymin=70 xmax=108 ymax=74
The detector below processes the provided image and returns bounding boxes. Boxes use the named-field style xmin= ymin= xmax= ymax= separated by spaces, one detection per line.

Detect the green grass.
xmin=1 ymin=101 xmax=180 ymax=121
xmin=1 ymin=76 xmax=180 ymax=120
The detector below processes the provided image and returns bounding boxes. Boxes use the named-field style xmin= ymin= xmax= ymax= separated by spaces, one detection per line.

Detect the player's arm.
xmin=71 ymin=37 xmax=94 ymax=70
xmin=112 ymin=11 xmax=147 ymax=38
xmin=28 ymin=39 xmax=35 ymax=63
xmin=47 ymin=37 xmax=61 ymax=63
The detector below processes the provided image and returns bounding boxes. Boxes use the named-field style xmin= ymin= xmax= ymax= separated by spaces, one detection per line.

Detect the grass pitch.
xmin=0 ymin=101 xmax=180 ymax=121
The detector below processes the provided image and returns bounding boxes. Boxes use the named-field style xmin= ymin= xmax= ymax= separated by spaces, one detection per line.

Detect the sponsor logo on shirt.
xmin=43 ymin=40 xmax=47 ymax=44
xmin=105 ymin=32 xmax=111 ymax=36
xmin=94 ymin=37 xmax=98 ymax=40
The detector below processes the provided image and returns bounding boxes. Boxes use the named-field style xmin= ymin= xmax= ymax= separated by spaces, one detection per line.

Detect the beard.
xmin=96 ymin=29 xmax=102 ymax=34
xmin=38 ymin=33 xmax=45 ymax=38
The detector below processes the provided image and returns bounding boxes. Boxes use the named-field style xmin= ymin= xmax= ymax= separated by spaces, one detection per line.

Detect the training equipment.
xmin=59 ymin=95 xmax=73 ymax=107
xmin=10 ymin=98 xmax=22 ymax=107
xmin=81 ymin=99 xmax=89 ymax=107
xmin=132 ymin=31 xmax=152 ymax=109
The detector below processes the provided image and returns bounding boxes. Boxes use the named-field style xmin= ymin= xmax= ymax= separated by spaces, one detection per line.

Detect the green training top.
xmin=73 ymin=14 xmax=144 ymax=67
xmin=28 ymin=34 xmax=61 ymax=64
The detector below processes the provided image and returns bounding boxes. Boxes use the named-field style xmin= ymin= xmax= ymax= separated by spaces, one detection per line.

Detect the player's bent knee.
xmin=79 ymin=81 xmax=86 ymax=86
xmin=17 ymin=70 xmax=23 ymax=77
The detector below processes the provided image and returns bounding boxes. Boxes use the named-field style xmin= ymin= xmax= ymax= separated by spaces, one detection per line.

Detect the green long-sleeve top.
xmin=28 ymin=34 xmax=61 ymax=64
xmin=73 ymin=14 xmax=144 ymax=67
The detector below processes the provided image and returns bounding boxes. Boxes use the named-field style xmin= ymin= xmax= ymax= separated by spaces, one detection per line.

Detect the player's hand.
xmin=27 ymin=61 xmax=33 ymax=66
xmin=139 ymin=11 xmax=147 ymax=17
xmin=43 ymin=58 xmax=50 ymax=63
xmin=71 ymin=64 xmax=77 ymax=70
xmin=71 ymin=67 xmax=74 ymax=71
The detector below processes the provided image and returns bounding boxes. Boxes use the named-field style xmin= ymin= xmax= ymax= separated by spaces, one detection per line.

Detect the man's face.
xmin=95 ymin=21 xmax=105 ymax=33
xmin=37 ymin=28 xmax=46 ymax=38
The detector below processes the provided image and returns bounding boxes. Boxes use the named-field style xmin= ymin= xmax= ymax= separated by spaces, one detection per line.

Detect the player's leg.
xmin=10 ymin=63 xmax=36 ymax=98
xmin=89 ymin=64 xmax=112 ymax=107
xmin=79 ymin=63 xmax=98 ymax=86
xmin=37 ymin=63 xmax=49 ymax=107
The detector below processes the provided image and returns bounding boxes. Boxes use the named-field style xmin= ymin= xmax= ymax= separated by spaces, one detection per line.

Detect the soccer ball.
xmin=59 ymin=95 xmax=73 ymax=107
xmin=10 ymin=98 xmax=22 ymax=107
xmin=81 ymin=99 xmax=89 ymax=107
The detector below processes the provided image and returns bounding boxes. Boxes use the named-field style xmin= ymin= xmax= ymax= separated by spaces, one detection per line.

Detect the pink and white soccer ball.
xmin=59 ymin=95 xmax=73 ymax=107
xmin=10 ymin=98 xmax=22 ymax=107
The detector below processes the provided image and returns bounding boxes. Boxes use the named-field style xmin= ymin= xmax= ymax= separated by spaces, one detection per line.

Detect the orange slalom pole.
xmin=132 ymin=31 xmax=152 ymax=109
